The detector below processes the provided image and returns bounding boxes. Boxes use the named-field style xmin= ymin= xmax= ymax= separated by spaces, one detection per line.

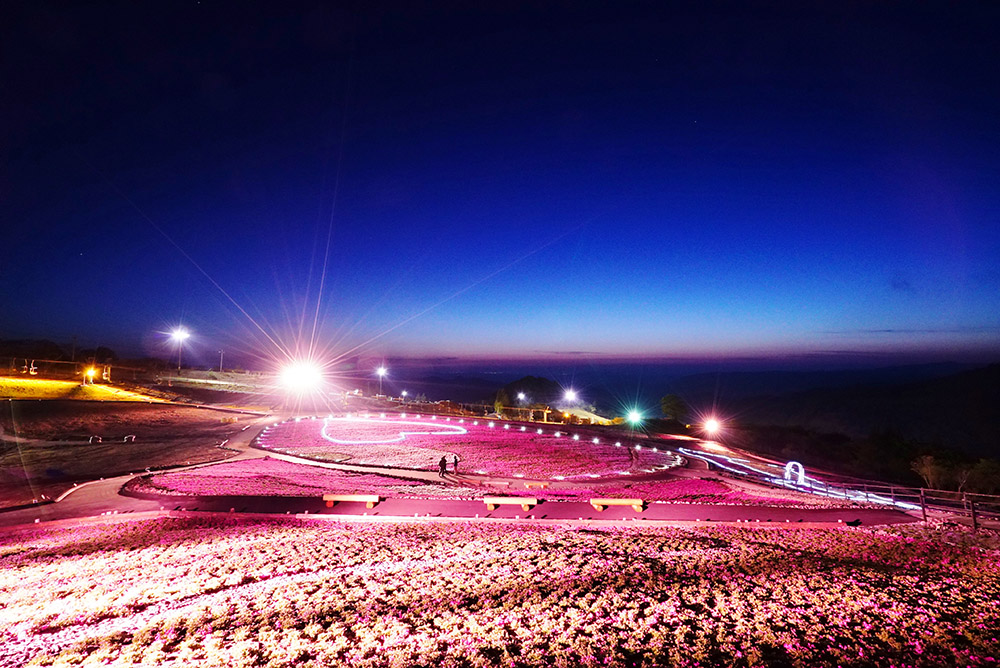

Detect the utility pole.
xmin=219 ymin=350 xmax=224 ymax=373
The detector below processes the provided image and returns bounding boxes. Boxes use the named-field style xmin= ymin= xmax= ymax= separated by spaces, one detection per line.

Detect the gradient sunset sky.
xmin=3 ymin=1 xmax=999 ymax=369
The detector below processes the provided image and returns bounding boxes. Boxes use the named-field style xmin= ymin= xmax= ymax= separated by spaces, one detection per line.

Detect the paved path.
xmin=138 ymin=494 xmax=914 ymax=525
xmin=0 ymin=414 xmax=276 ymax=528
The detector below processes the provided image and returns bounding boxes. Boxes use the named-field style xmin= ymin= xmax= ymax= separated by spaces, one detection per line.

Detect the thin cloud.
xmin=821 ymin=326 xmax=1000 ymax=336
xmin=534 ymin=350 xmax=609 ymax=357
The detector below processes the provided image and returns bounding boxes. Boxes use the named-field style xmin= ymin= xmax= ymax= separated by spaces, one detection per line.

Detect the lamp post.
xmin=171 ymin=328 xmax=190 ymax=372
xmin=376 ymin=366 xmax=387 ymax=395
xmin=562 ymin=389 xmax=579 ymax=424
xmin=218 ymin=350 xmax=224 ymax=373
xmin=517 ymin=391 xmax=529 ymax=420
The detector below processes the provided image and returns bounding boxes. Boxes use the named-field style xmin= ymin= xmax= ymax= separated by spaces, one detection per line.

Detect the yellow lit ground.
xmin=0 ymin=376 xmax=162 ymax=401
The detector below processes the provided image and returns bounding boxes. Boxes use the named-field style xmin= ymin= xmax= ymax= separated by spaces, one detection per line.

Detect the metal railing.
xmin=717 ymin=464 xmax=1000 ymax=530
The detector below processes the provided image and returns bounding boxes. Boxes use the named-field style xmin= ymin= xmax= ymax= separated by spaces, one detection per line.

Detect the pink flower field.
xmin=256 ymin=415 xmax=682 ymax=479
xmin=1 ymin=516 xmax=998 ymax=667
xmin=124 ymin=459 xmax=478 ymax=498
xmin=122 ymin=458 xmax=818 ymax=505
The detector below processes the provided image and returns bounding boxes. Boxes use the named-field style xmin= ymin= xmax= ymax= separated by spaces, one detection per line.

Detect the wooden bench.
xmin=484 ymin=496 xmax=538 ymax=512
xmin=590 ymin=498 xmax=645 ymax=512
xmin=323 ymin=494 xmax=381 ymax=509
xmin=484 ymin=480 xmax=510 ymax=488
xmin=524 ymin=482 xmax=549 ymax=490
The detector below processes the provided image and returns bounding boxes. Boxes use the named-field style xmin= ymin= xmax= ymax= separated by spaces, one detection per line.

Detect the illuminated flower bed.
xmin=2 ymin=517 xmax=998 ymax=667
xmin=319 ymin=416 xmax=469 ymax=443
xmin=257 ymin=416 xmax=679 ymax=479
xmin=255 ymin=417 xmax=453 ymax=469
xmin=495 ymin=478 xmax=841 ymax=506
xmin=123 ymin=459 xmax=473 ymax=498
xmin=123 ymin=459 xmax=807 ymax=505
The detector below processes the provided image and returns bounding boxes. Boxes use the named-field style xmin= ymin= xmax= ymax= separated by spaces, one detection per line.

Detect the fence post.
xmin=919 ymin=488 xmax=927 ymax=523
xmin=890 ymin=486 xmax=896 ymax=505
xmin=970 ymin=498 xmax=978 ymax=533
xmin=863 ymin=484 xmax=869 ymax=503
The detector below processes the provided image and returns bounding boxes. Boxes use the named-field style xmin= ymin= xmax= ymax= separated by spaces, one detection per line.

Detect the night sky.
xmin=4 ymin=1 xmax=999 ymax=371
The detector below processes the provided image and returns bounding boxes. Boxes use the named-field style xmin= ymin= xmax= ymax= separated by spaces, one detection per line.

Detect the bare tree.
xmin=911 ymin=455 xmax=945 ymax=489
xmin=953 ymin=466 xmax=973 ymax=494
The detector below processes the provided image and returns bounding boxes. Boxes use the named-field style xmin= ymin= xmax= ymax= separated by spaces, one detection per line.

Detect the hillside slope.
xmin=735 ymin=364 xmax=1000 ymax=455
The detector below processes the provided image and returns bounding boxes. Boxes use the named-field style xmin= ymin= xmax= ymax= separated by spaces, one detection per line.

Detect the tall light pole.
xmin=171 ymin=328 xmax=190 ymax=372
xmin=218 ymin=350 xmax=224 ymax=373
xmin=376 ymin=366 xmax=387 ymax=395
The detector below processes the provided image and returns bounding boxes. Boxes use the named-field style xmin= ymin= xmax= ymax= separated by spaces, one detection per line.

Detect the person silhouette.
xmin=438 ymin=456 xmax=447 ymax=478
xmin=452 ymin=454 xmax=460 ymax=473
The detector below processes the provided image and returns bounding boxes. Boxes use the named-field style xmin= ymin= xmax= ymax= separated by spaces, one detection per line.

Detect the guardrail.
xmin=720 ymin=466 xmax=1000 ymax=530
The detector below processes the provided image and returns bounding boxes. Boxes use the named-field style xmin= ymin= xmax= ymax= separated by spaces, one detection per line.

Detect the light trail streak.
xmin=678 ymin=447 xmax=922 ymax=511
xmin=320 ymin=416 xmax=467 ymax=444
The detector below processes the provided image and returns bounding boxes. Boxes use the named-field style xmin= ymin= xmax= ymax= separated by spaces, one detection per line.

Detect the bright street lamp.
xmin=280 ymin=362 xmax=323 ymax=393
xmin=564 ymin=389 xmax=578 ymax=403
xmin=627 ymin=410 xmax=642 ymax=425
xmin=171 ymin=328 xmax=190 ymax=371
xmin=704 ymin=418 xmax=721 ymax=436
xmin=376 ymin=366 xmax=387 ymax=395
xmin=517 ymin=392 xmax=526 ymax=402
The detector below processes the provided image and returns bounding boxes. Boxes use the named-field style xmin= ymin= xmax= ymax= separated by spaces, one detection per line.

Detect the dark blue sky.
xmin=3 ymin=1 xmax=999 ymax=370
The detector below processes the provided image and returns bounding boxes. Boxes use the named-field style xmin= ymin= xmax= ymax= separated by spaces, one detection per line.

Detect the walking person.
xmin=452 ymin=454 xmax=460 ymax=473
xmin=438 ymin=456 xmax=448 ymax=478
